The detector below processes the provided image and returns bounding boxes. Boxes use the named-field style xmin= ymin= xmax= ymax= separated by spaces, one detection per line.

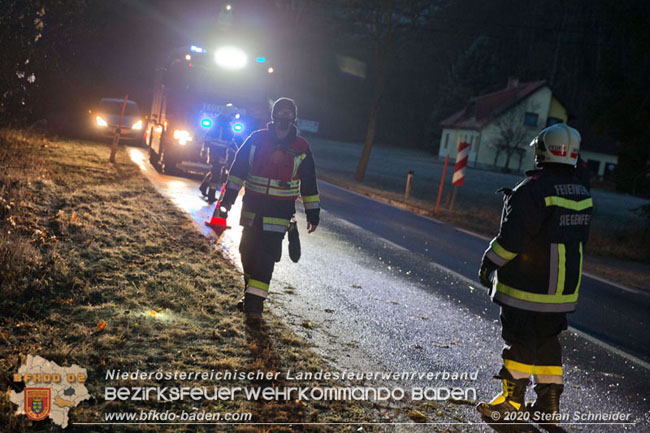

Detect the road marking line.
xmin=454 ymin=227 xmax=491 ymax=240
xmin=568 ymin=327 xmax=650 ymax=371
xmin=580 ymin=272 xmax=647 ymax=296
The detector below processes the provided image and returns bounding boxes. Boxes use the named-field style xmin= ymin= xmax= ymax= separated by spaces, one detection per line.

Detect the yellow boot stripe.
xmin=489 ymin=394 xmax=506 ymax=405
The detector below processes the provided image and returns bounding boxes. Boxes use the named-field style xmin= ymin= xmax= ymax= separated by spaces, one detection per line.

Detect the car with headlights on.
xmin=91 ymin=98 xmax=145 ymax=144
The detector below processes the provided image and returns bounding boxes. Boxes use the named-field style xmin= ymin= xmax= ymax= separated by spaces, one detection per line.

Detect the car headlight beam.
xmin=96 ymin=115 xmax=108 ymax=127
xmin=172 ymin=129 xmax=192 ymax=145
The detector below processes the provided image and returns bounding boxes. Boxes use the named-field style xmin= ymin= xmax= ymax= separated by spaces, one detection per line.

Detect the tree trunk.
xmin=354 ymin=51 xmax=388 ymax=182
xmin=504 ymin=151 xmax=512 ymax=170
xmin=355 ymin=103 xmax=381 ymax=182
xmin=354 ymin=0 xmax=392 ymax=183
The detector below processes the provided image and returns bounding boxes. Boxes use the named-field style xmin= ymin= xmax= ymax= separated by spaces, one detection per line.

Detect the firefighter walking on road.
xmin=217 ymin=97 xmax=320 ymax=322
xmin=476 ymin=123 xmax=593 ymax=424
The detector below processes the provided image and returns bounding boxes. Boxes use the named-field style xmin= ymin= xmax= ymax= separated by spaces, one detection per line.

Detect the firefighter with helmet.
xmin=476 ymin=123 xmax=593 ymax=424
xmin=217 ymin=97 xmax=320 ymax=323
xmin=200 ymin=105 xmax=239 ymax=202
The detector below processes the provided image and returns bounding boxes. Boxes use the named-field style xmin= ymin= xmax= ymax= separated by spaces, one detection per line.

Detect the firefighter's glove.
xmin=479 ymin=255 xmax=499 ymax=289
xmin=306 ymin=209 xmax=319 ymax=233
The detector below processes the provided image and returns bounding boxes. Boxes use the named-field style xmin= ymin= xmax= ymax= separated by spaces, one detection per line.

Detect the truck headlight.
xmin=131 ymin=119 xmax=143 ymax=130
xmin=172 ymin=129 xmax=192 ymax=145
xmin=96 ymin=115 xmax=108 ymax=127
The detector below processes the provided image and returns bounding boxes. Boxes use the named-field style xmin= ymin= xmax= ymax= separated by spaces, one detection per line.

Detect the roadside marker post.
xmin=434 ymin=154 xmax=449 ymax=215
xmin=450 ymin=137 xmax=470 ymax=212
xmin=109 ymin=94 xmax=129 ymax=163
xmin=405 ymin=170 xmax=414 ymax=200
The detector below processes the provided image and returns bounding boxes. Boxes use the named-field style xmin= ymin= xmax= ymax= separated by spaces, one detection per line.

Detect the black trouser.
xmin=238 ymin=216 xmax=285 ymax=314
xmin=500 ymin=306 xmax=567 ymax=384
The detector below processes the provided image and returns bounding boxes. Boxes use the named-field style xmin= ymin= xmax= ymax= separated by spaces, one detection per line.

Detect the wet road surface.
xmin=129 ymin=147 xmax=650 ymax=431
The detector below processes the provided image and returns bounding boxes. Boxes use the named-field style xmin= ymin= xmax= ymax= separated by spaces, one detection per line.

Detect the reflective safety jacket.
xmin=484 ymin=165 xmax=593 ymax=313
xmin=220 ymin=126 xmax=320 ymax=233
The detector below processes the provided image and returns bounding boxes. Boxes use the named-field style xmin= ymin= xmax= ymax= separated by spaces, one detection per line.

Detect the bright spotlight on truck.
xmin=214 ymin=46 xmax=247 ymax=70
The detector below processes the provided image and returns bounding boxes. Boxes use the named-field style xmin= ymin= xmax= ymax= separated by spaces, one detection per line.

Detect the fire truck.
xmin=145 ymin=45 xmax=272 ymax=181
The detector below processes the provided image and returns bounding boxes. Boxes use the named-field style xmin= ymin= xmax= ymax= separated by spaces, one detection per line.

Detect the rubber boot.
xmin=528 ymin=383 xmax=563 ymax=425
xmin=477 ymin=370 xmax=529 ymax=422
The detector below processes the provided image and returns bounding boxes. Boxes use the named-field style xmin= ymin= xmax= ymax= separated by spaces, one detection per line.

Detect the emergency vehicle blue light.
xmin=201 ymin=118 xmax=212 ymax=128
xmin=191 ymin=45 xmax=207 ymax=53
xmin=232 ymin=123 xmax=244 ymax=132
xmin=255 ymin=57 xmax=266 ymax=63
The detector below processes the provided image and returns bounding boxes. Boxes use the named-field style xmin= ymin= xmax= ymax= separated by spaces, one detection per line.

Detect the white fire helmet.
xmin=530 ymin=123 xmax=581 ymax=166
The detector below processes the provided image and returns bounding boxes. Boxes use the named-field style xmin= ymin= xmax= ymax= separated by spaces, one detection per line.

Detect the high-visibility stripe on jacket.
xmin=485 ymin=165 xmax=592 ymax=313
xmin=220 ymin=127 xmax=320 ymax=232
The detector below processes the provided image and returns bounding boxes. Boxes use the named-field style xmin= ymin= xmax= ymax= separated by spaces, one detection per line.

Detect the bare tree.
xmin=492 ymin=106 xmax=532 ymax=172
xmin=343 ymin=0 xmax=432 ymax=182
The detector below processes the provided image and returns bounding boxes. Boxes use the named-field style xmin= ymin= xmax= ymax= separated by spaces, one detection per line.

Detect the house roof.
xmin=441 ymin=80 xmax=547 ymax=130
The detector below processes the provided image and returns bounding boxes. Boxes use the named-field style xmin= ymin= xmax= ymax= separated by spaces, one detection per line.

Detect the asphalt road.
xmin=129 ymin=147 xmax=650 ymax=431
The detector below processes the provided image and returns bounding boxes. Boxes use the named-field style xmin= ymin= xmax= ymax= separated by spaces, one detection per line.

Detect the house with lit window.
xmin=438 ymin=79 xmax=618 ymax=176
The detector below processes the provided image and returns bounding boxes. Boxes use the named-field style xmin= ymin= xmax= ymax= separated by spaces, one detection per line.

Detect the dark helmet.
xmin=271 ymin=97 xmax=297 ymax=121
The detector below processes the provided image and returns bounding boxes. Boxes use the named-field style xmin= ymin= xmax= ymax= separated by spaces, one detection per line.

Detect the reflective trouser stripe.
xmin=240 ymin=211 xmax=255 ymax=227
xmin=504 ymin=359 xmax=534 ymax=374
xmin=228 ymin=175 xmax=245 ymax=186
xmin=534 ymin=374 xmax=563 ymax=384
xmin=304 ymin=201 xmax=320 ymax=210
xmin=226 ymin=181 xmax=242 ymax=191
xmin=245 ymin=286 xmax=268 ymax=299
xmin=241 ymin=211 xmax=255 ymax=220
xmin=301 ymin=194 xmax=320 ymax=203
xmin=263 ymin=224 xmax=288 ymax=233
xmin=245 ymin=279 xmax=269 ymax=299
xmin=532 ymin=365 xmax=563 ymax=376
xmin=262 ymin=217 xmax=290 ymax=233
xmin=533 ymin=365 xmax=564 ymax=384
